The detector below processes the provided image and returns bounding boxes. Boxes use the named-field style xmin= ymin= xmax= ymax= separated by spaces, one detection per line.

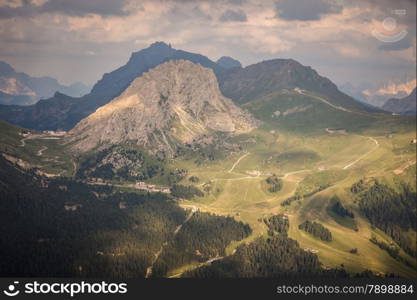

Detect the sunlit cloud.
xmin=373 ymin=78 xmax=417 ymax=96
xmin=0 ymin=0 xmax=415 ymax=88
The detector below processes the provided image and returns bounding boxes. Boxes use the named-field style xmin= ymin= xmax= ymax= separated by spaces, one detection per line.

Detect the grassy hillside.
xmin=168 ymin=91 xmax=416 ymax=277
xmin=243 ymin=90 xmax=415 ymax=135
xmin=0 ymin=120 xmax=73 ymax=176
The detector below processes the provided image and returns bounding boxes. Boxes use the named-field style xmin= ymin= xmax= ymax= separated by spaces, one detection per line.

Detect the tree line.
xmin=298 ymin=220 xmax=332 ymax=241
xmin=0 ymin=156 xmax=250 ymax=278
xmin=355 ymin=180 xmax=416 ymax=257
xmin=170 ymin=184 xmax=204 ymax=199
xmin=266 ymin=176 xmax=283 ymax=193
xmin=330 ymin=196 xmax=354 ymax=218
xmin=263 ymin=214 xmax=289 ymax=236
xmin=184 ymin=234 xmax=347 ymax=278
xmin=151 ymin=211 xmax=252 ymax=277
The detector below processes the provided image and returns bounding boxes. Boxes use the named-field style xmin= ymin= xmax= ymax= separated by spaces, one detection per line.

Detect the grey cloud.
xmin=170 ymin=0 xmax=247 ymax=3
xmin=0 ymin=2 xmax=36 ymax=19
xmin=347 ymin=0 xmax=416 ymax=28
xmin=40 ymin=0 xmax=129 ymax=17
xmin=219 ymin=9 xmax=247 ymax=22
xmin=275 ymin=0 xmax=343 ymax=21
xmin=0 ymin=0 xmax=130 ymax=18
xmin=167 ymin=5 xmax=212 ymax=22
xmin=223 ymin=0 xmax=247 ymax=4
xmin=191 ymin=6 xmax=212 ymax=20
xmin=378 ymin=35 xmax=413 ymax=51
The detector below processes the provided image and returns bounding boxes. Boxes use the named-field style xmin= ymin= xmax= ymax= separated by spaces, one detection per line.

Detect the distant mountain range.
xmin=382 ymin=88 xmax=416 ymax=115
xmin=0 ymin=61 xmax=90 ymax=105
xmin=0 ymin=42 xmax=381 ymax=131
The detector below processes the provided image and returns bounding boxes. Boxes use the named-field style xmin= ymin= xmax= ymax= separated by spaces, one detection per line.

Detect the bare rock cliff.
xmin=66 ymin=60 xmax=258 ymax=157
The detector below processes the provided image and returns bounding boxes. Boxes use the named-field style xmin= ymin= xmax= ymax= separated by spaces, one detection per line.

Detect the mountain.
xmin=89 ymin=42 xmax=224 ymax=105
xmin=216 ymin=56 xmax=242 ymax=69
xmin=0 ymin=61 xmax=89 ymax=105
xmin=382 ymin=88 xmax=416 ymax=115
xmin=0 ymin=43 xmax=381 ymax=131
xmin=0 ymin=92 xmax=85 ymax=130
xmin=218 ymin=59 xmax=379 ymax=113
xmin=0 ymin=91 xmax=32 ymax=106
xmin=66 ymin=60 xmax=257 ymax=158
xmin=0 ymin=42 xmax=226 ymax=131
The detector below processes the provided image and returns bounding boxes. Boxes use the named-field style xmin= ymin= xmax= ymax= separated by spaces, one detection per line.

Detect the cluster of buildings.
xmin=42 ymin=130 xmax=66 ymax=136
xmin=134 ymin=181 xmax=171 ymax=193
xmin=303 ymin=248 xmax=319 ymax=253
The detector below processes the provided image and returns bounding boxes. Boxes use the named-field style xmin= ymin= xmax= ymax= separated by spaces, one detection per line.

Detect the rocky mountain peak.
xmin=66 ymin=60 xmax=258 ymax=157
xmin=216 ymin=56 xmax=242 ymax=69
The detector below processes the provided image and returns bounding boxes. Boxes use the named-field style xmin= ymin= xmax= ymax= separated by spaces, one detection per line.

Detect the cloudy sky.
xmin=0 ymin=0 xmax=415 ymax=99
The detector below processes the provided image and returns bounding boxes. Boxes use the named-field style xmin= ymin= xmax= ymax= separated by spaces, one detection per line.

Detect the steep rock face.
xmin=382 ymin=88 xmax=416 ymax=115
xmin=66 ymin=60 xmax=257 ymax=157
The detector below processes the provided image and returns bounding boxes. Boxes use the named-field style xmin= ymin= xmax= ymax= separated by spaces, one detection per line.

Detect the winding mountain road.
xmin=228 ymin=152 xmax=250 ymax=173
xmin=343 ymin=136 xmax=379 ymax=170
xmin=293 ymin=88 xmax=353 ymax=113
xmin=37 ymin=146 xmax=48 ymax=156
xmin=282 ymin=169 xmax=311 ymax=179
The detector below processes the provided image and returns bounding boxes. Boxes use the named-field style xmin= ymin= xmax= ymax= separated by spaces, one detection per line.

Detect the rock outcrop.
xmin=66 ymin=60 xmax=258 ymax=157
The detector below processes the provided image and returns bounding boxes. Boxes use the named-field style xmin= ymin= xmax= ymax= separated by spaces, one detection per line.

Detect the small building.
xmin=326 ymin=128 xmax=346 ymax=134
xmin=64 ymin=204 xmax=82 ymax=211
